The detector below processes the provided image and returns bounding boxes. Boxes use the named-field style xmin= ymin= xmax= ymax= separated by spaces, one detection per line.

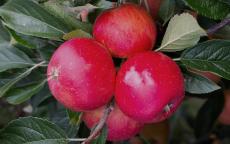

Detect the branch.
xmin=207 ymin=17 xmax=230 ymax=35
xmin=81 ymin=104 xmax=113 ymax=144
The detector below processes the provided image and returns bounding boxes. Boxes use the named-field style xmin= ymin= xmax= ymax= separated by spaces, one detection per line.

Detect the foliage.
xmin=0 ymin=0 xmax=230 ymax=143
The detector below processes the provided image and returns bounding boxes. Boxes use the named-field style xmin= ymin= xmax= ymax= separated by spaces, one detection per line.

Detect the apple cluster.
xmin=47 ymin=3 xmax=184 ymax=141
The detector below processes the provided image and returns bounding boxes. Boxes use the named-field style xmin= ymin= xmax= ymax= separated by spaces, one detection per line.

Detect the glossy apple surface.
xmin=82 ymin=105 xmax=144 ymax=141
xmin=115 ymin=51 xmax=184 ymax=123
xmin=93 ymin=3 xmax=157 ymax=58
xmin=47 ymin=38 xmax=116 ymax=112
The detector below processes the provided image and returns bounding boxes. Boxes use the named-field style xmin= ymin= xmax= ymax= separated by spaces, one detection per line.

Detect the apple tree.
xmin=0 ymin=0 xmax=230 ymax=144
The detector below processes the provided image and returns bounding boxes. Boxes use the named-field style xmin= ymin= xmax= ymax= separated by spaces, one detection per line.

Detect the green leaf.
xmin=0 ymin=78 xmax=11 ymax=87
xmin=95 ymin=0 xmax=114 ymax=9
xmin=184 ymin=0 xmax=230 ymax=20
xmin=5 ymin=26 xmax=53 ymax=50
xmin=7 ymin=28 xmax=37 ymax=49
xmin=0 ymin=0 xmax=70 ymax=40
xmin=220 ymin=0 xmax=230 ymax=5
xmin=43 ymin=1 xmax=92 ymax=33
xmin=30 ymin=85 xmax=52 ymax=107
xmin=50 ymin=107 xmax=80 ymax=138
xmin=0 ymin=117 xmax=68 ymax=144
xmin=158 ymin=0 xmax=176 ymax=25
xmin=66 ymin=109 xmax=82 ymax=125
xmin=181 ymin=40 xmax=230 ymax=80
xmin=0 ymin=46 xmax=34 ymax=72
xmin=157 ymin=13 xmax=206 ymax=52
xmin=0 ymin=21 xmax=10 ymax=43
xmin=0 ymin=0 xmax=7 ymax=6
xmin=37 ymin=44 xmax=57 ymax=61
xmin=194 ymin=94 xmax=224 ymax=138
xmin=5 ymin=80 xmax=46 ymax=105
xmin=92 ymin=125 xmax=107 ymax=144
xmin=63 ymin=29 xmax=92 ymax=40
xmin=74 ymin=0 xmax=91 ymax=6
xmin=184 ymin=72 xmax=221 ymax=94
xmin=0 ymin=61 xmax=45 ymax=97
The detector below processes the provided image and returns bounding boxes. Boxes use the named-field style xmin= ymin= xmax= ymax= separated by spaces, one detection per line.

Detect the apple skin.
xmin=115 ymin=51 xmax=184 ymax=123
xmin=47 ymin=38 xmax=116 ymax=112
xmin=218 ymin=90 xmax=230 ymax=125
xmin=93 ymin=3 xmax=157 ymax=58
xmin=82 ymin=105 xmax=144 ymax=141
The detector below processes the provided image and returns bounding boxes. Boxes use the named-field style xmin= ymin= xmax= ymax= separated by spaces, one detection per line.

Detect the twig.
xmin=143 ymin=0 xmax=150 ymax=13
xmin=207 ymin=17 xmax=230 ymax=35
xmin=81 ymin=104 xmax=113 ymax=144
xmin=139 ymin=0 xmax=143 ymax=5
xmin=68 ymin=138 xmax=87 ymax=142
xmin=31 ymin=61 xmax=46 ymax=70
xmin=32 ymin=63 xmax=48 ymax=67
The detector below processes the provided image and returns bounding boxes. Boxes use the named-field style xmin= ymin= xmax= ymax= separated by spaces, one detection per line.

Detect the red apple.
xmin=115 ymin=51 xmax=184 ymax=123
xmin=218 ymin=89 xmax=230 ymax=125
xmin=93 ymin=3 xmax=157 ymax=58
xmin=47 ymin=38 xmax=116 ymax=112
xmin=82 ymin=105 xmax=144 ymax=141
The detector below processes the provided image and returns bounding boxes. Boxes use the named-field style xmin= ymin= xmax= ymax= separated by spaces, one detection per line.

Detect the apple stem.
xmin=164 ymin=105 xmax=171 ymax=113
xmin=207 ymin=17 xmax=230 ymax=35
xmin=81 ymin=104 xmax=113 ymax=144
